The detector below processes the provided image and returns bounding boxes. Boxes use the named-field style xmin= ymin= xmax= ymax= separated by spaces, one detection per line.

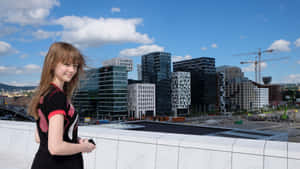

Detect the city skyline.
xmin=0 ymin=0 xmax=300 ymax=86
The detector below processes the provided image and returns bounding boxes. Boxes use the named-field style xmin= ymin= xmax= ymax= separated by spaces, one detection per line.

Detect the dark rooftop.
xmin=125 ymin=121 xmax=230 ymax=135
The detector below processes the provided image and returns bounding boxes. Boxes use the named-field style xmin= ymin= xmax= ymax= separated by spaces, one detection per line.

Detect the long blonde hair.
xmin=28 ymin=42 xmax=86 ymax=120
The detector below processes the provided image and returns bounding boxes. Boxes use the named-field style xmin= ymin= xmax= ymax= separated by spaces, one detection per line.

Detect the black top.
xmin=31 ymin=83 xmax=83 ymax=169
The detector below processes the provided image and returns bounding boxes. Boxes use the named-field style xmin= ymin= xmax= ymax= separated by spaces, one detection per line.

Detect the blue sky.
xmin=0 ymin=0 xmax=300 ymax=86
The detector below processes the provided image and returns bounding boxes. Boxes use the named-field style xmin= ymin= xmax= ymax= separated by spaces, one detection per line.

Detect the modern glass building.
xmin=73 ymin=68 xmax=100 ymax=119
xmin=142 ymin=52 xmax=171 ymax=115
xmin=97 ymin=66 xmax=128 ymax=120
xmin=102 ymin=57 xmax=133 ymax=72
xmin=173 ymin=57 xmax=218 ymax=113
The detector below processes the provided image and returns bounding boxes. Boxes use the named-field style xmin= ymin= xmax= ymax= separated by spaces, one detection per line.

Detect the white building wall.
xmin=128 ymin=83 xmax=155 ymax=118
xmin=1 ymin=120 xmax=299 ymax=169
xmin=254 ymin=87 xmax=269 ymax=109
xmin=171 ymin=72 xmax=191 ymax=116
xmin=217 ymin=72 xmax=226 ymax=113
xmin=102 ymin=57 xmax=133 ymax=72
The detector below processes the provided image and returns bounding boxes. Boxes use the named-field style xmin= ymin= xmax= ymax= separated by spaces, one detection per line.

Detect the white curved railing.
xmin=0 ymin=120 xmax=299 ymax=169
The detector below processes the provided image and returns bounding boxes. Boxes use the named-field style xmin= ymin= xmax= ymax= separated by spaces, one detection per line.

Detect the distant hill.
xmin=0 ymin=83 xmax=36 ymax=91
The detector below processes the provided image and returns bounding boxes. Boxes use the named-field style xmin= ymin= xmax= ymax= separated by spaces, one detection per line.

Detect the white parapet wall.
xmin=0 ymin=120 xmax=300 ymax=169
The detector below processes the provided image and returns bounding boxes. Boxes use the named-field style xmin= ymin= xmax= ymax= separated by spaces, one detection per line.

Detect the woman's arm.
xmin=48 ymin=114 xmax=95 ymax=155
xmin=35 ymin=127 xmax=40 ymax=143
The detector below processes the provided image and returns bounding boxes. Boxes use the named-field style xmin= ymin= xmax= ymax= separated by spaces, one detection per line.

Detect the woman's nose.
xmin=69 ymin=65 xmax=76 ymax=72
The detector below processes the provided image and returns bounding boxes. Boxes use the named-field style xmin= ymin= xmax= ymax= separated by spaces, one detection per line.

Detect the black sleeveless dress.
xmin=31 ymin=83 xmax=83 ymax=169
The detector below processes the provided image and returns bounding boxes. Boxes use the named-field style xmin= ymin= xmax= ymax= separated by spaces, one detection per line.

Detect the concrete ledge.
xmin=0 ymin=120 xmax=299 ymax=169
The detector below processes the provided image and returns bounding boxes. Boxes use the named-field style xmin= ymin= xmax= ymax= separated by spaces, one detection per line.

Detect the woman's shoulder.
xmin=43 ymin=85 xmax=66 ymax=105
xmin=40 ymin=85 xmax=68 ymax=114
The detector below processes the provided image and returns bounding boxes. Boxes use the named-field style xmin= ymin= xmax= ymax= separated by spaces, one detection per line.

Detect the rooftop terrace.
xmin=1 ymin=120 xmax=299 ymax=169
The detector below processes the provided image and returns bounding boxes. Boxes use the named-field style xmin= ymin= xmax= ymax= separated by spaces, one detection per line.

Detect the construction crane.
xmin=234 ymin=48 xmax=274 ymax=83
xmin=240 ymin=56 xmax=289 ymax=83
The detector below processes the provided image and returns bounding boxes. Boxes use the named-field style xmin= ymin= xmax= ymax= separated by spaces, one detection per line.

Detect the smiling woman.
xmin=27 ymin=42 xmax=96 ymax=169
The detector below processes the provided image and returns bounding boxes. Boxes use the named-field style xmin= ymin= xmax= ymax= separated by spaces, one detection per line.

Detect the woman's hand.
xmin=78 ymin=138 xmax=96 ymax=153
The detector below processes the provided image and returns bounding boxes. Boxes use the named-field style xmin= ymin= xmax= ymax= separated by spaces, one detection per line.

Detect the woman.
xmin=28 ymin=42 xmax=96 ymax=169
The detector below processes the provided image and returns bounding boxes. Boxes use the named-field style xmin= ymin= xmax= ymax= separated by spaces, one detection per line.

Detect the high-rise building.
xmin=254 ymin=87 xmax=269 ymax=108
xmin=171 ymin=72 xmax=191 ymax=116
xmin=216 ymin=66 xmax=244 ymax=81
xmin=137 ymin=64 xmax=142 ymax=80
xmin=173 ymin=57 xmax=217 ymax=113
xmin=217 ymin=66 xmax=269 ymax=111
xmin=142 ymin=52 xmax=171 ymax=115
xmin=97 ymin=66 xmax=128 ymax=120
xmin=102 ymin=57 xmax=133 ymax=72
xmin=216 ymin=72 xmax=226 ymax=113
xmin=128 ymin=83 xmax=155 ymax=119
xmin=73 ymin=68 xmax=100 ymax=118
xmin=226 ymin=77 xmax=254 ymax=111
xmin=174 ymin=57 xmax=216 ymax=73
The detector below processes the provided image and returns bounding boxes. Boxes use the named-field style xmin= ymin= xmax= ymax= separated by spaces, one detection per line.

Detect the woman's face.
xmin=54 ymin=62 xmax=78 ymax=83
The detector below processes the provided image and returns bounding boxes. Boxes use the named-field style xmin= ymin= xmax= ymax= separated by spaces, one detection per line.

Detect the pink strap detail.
xmin=39 ymin=96 xmax=44 ymax=104
xmin=38 ymin=109 xmax=48 ymax=133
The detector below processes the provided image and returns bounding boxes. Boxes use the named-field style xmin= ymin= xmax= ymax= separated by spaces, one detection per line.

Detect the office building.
xmin=171 ymin=72 xmax=191 ymax=116
xmin=137 ymin=64 xmax=142 ymax=80
xmin=142 ymin=52 xmax=171 ymax=115
xmin=224 ymin=76 xmax=269 ymax=111
xmin=216 ymin=66 xmax=244 ymax=81
xmin=173 ymin=57 xmax=217 ymax=113
xmin=73 ymin=68 xmax=100 ymax=118
xmin=254 ymin=87 xmax=269 ymax=108
xmin=102 ymin=57 xmax=133 ymax=72
xmin=216 ymin=72 xmax=226 ymax=113
xmin=128 ymin=83 xmax=155 ymax=119
xmin=97 ymin=66 xmax=128 ymax=120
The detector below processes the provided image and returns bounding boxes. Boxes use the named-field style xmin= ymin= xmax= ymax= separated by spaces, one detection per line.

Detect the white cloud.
xmin=201 ymin=47 xmax=207 ymax=51
xmin=40 ymin=51 xmax=47 ymax=56
xmin=0 ymin=41 xmax=18 ymax=56
xmin=55 ymin=16 xmax=153 ymax=48
xmin=295 ymin=38 xmax=300 ymax=47
xmin=119 ymin=45 xmax=164 ymax=57
xmin=297 ymin=60 xmax=300 ymax=64
xmin=172 ymin=55 xmax=192 ymax=62
xmin=211 ymin=43 xmax=218 ymax=48
xmin=268 ymin=39 xmax=291 ymax=52
xmin=111 ymin=7 xmax=120 ymax=13
xmin=33 ymin=29 xmax=60 ymax=39
xmin=0 ymin=0 xmax=60 ymax=25
xmin=0 ymin=64 xmax=41 ymax=75
xmin=242 ymin=62 xmax=267 ymax=72
xmin=283 ymin=74 xmax=300 ymax=83
xmin=19 ymin=54 xmax=28 ymax=59
xmin=25 ymin=64 xmax=40 ymax=70
xmin=0 ymin=26 xmax=19 ymax=37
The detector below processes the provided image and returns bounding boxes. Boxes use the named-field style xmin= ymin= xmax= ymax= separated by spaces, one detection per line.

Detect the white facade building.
xmin=102 ymin=57 xmax=133 ymax=72
xmin=171 ymin=72 xmax=191 ymax=117
xmin=128 ymin=83 xmax=155 ymax=119
xmin=254 ymin=87 xmax=269 ymax=109
xmin=217 ymin=72 xmax=226 ymax=113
